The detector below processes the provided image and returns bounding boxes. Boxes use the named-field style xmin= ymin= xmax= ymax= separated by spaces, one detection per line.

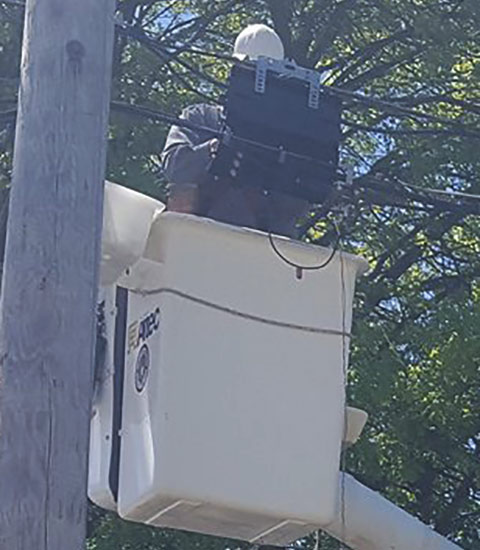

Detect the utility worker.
xmin=161 ymin=24 xmax=309 ymax=238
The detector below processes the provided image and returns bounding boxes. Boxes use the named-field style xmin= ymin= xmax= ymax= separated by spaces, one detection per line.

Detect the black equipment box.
xmin=209 ymin=58 xmax=342 ymax=203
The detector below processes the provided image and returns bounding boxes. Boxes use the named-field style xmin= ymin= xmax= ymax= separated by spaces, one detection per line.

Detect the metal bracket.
xmin=307 ymin=72 xmax=321 ymax=109
xmin=254 ymin=57 xmax=268 ymax=94
xmin=252 ymin=56 xmax=323 ymax=109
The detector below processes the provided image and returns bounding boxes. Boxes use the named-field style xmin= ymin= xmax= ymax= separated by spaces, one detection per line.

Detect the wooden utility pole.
xmin=0 ymin=1 xmax=115 ymax=548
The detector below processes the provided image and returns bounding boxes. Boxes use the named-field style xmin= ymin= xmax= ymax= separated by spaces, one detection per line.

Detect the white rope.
xmin=129 ymin=286 xmax=352 ymax=338
xmin=339 ymin=250 xmax=348 ymax=549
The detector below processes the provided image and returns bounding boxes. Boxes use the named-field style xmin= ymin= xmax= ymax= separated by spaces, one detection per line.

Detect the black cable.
xmin=356 ymin=175 xmax=480 ymax=215
xmin=2 ymin=11 xmax=477 ymax=140
xmin=342 ymin=119 xmax=480 ymax=140
xmin=119 ymin=24 xmax=480 ymax=139
xmin=268 ymin=224 xmax=341 ymax=272
xmin=113 ymin=102 xmax=480 ymax=211
xmin=112 ymin=103 xmax=480 ymax=204
xmin=2 ymin=98 xmax=478 ymax=217
xmin=321 ymin=85 xmax=480 ymax=140
xmin=397 ymin=179 xmax=480 ymax=202
xmin=2 ymin=97 xmax=479 ymax=216
xmin=112 ymin=100 xmax=343 ymax=173
xmin=113 ymin=99 xmax=480 ymax=217
xmin=112 ymin=100 xmax=222 ymax=134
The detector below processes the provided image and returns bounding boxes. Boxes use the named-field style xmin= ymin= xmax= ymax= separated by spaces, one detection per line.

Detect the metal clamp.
xmin=254 ymin=57 xmax=268 ymax=94
xmin=252 ymin=56 xmax=323 ymax=109
xmin=307 ymin=72 xmax=321 ymax=109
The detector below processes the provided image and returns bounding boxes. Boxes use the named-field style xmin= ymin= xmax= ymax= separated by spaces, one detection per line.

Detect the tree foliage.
xmin=1 ymin=0 xmax=479 ymax=548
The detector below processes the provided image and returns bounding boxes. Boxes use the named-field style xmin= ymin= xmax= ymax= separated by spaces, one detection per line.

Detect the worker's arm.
xmin=161 ymin=104 xmax=219 ymax=184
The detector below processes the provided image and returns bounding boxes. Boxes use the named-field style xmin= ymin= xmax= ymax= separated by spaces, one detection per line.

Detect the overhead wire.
xmin=2 ymin=12 xmax=479 ymax=217
xmin=1 ymin=8 xmax=477 ymax=141
xmin=112 ymin=100 xmax=480 ymax=212
xmin=2 ymin=2 xmax=480 ymax=140
xmin=112 ymin=100 xmax=341 ymax=172
xmin=109 ymin=99 xmax=480 ymax=224
xmin=341 ymin=119 xmax=480 ymax=140
xmin=1 ymin=96 xmax=478 ymax=219
xmin=113 ymin=21 xmax=480 ymax=139
xmin=355 ymin=174 xmax=480 ymax=214
xmin=396 ymin=180 xmax=480 ymax=202
xmin=323 ymin=83 xmax=480 ymax=138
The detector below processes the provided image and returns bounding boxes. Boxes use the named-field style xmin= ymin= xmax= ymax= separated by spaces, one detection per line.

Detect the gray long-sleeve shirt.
xmin=162 ymin=103 xmax=222 ymax=186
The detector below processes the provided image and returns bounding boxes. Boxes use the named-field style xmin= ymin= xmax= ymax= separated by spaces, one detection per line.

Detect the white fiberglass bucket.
xmin=108 ymin=213 xmax=367 ymax=544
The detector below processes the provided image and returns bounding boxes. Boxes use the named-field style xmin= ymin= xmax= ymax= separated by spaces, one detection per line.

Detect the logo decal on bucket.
xmin=135 ymin=344 xmax=150 ymax=393
xmin=128 ymin=307 xmax=160 ymax=354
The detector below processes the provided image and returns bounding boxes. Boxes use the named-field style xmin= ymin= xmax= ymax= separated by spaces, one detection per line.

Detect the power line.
xmin=2 ymin=12 xmax=476 ymax=141
xmin=3 ymin=3 xmax=480 ymax=140
xmin=111 ymin=100 xmax=340 ymax=170
xmin=3 ymin=100 xmax=476 ymax=199
xmin=4 ymin=96 xmax=477 ymax=215
xmin=396 ymin=180 xmax=480 ymax=201
xmin=326 ymin=85 xmax=480 ymax=139
xmin=357 ymin=175 xmax=480 ymax=216
xmin=111 ymin=100 xmax=480 ymax=216
xmin=114 ymin=23 xmax=480 ymax=139
xmin=342 ymin=119 xmax=480 ymax=140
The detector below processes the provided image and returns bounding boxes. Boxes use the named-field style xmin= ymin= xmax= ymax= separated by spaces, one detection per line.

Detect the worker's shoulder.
xmin=180 ymin=103 xmax=222 ymax=120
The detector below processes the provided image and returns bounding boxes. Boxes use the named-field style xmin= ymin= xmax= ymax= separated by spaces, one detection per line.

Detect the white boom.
xmin=324 ymin=474 xmax=461 ymax=550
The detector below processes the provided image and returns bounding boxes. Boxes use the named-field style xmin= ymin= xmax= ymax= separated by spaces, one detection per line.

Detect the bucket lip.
xmin=158 ymin=212 xmax=370 ymax=276
xmin=105 ymin=180 xmax=166 ymax=211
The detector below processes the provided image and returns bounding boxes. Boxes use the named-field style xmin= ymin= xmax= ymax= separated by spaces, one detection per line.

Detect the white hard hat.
xmin=233 ymin=24 xmax=285 ymax=61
